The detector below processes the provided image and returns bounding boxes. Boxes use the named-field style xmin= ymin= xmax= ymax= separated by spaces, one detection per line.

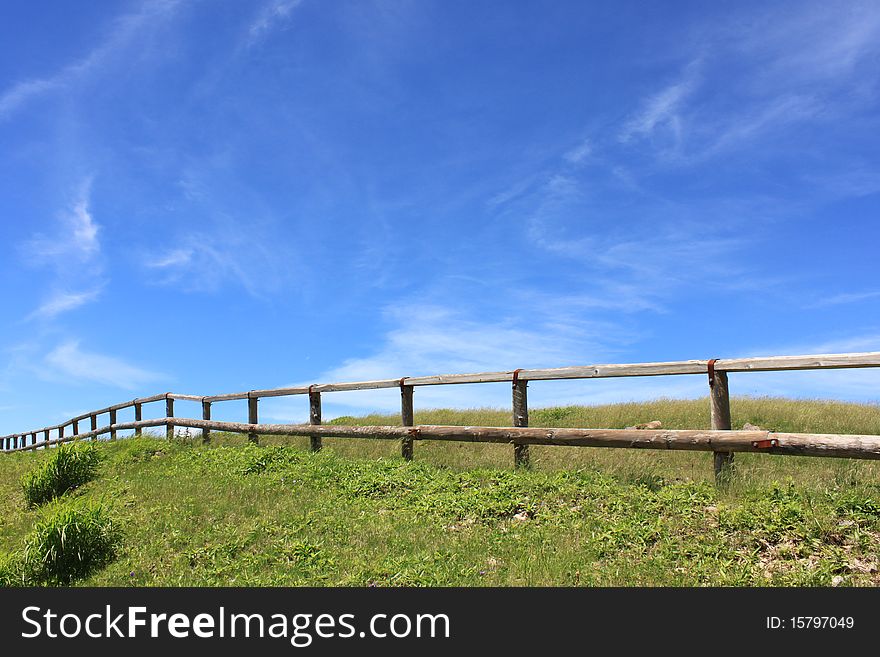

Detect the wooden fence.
xmin=3 ymin=351 xmax=880 ymax=482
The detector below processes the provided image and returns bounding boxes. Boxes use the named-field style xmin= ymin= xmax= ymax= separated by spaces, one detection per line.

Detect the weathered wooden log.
xmin=135 ymin=403 xmax=143 ymax=437
xmin=513 ymin=378 xmax=529 ymax=468
xmin=401 ymin=384 xmax=414 ymax=461
xmin=309 ymin=390 xmax=322 ymax=452
xmin=166 ymin=396 xmax=174 ymax=440
xmin=202 ymin=400 xmax=211 ymax=444
xmin=248 ymin=395 xmax=259 ymax=444
xmin=710 ymin=368 xmax=733 ymax=482
xmin=109 ymin=409 xmax=117 ymax=441
xmin=10 ymin=419 xmax=880 ymax=461
xmin=137 ymin=393 xmax=169 ymax=405
xmin=167 ymin=393 xmax=204 ymax=402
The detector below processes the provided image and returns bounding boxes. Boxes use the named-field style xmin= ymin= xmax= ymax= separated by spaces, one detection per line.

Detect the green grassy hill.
xmin=2 ymin=397 xmax=880 ymax=586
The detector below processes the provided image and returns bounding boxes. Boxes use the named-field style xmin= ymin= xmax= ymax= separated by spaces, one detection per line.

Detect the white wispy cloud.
xmin=619 ymin=61 xmax=700 ymax=145
xmin=26 ymin=288 xmax=104 ymax=321
xmin=736 ymin=1 xmax=880 ymax=86
xmin=23 ymin=180 xmax=105 ymax=321
xmin=44 ymin=340 xmax=164 ymax=390
xmin=808 ymin=291 xmax=880 ymax=309
xmin=0 ymin=0 xmax=180 ymax=120
xmin=247 ymin=0 xmax=303 ymax=46
xmin=260 ymin=303 xmax=644 ymax=421
xmin=563 ymin=138 xmax=593 ymax=164
xmin=28 ymin=184 xmax=100 ymax=261
xmin=619 ymin=4 xmax=880 ymax=164
xmin=145 ymin=222 xmax=298 ymax=298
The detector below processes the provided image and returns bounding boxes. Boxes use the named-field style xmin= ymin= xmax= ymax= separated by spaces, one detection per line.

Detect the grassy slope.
xmin=2 ymin=397 xmax=880 ymax=586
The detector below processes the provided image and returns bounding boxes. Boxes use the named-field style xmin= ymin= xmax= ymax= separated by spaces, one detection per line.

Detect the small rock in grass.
xmin=832 ymin=575 xmax=845 ymax=587
xmin=625 ymin=420 xmax=662 ymax=430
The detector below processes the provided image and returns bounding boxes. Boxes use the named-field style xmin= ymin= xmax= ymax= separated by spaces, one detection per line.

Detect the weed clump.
xmin=0 ymin=553 xmax=25 ymax=587
xmin=21 ymin=443 xmax=100 ymax=507
xmin=23 ymin=501 xmax=121 ymax=585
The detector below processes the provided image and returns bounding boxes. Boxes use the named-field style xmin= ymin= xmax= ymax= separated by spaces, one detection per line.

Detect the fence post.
xmin=202 ymin=400 xmax=211 ymax=444
xmin=58 ymin=424 xmax=64 ymax=447
xmin=709 ymin=360 xmax=733 ymax=484
xmin=109 ymin=409 xmax=117 ymax=441
xmin=248 ymin=394 xmax=259 ymax=444
xmin=30 ymin=432 xmax=36 ymax=448
xmin=89 ymin=414 xmax=97 ymax=442
xmin=166 ymin=396 xmax=174 ymax=441
xmin=135 ymin=403 xmax=142 ymax=437
xmin=309 ymin=388 xmax=322 ymax=452
xmin=43 ymin=429 xmax=49 ymax=448
xmin=400 ymin=381 xmax=414 ymax=461
xmin=72 ymin=419 xmax=79 ymax=440
xmin=512 ymin=371 xmax=530 ymax=468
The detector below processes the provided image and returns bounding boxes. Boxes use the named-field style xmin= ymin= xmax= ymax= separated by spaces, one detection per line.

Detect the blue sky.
xmin=2 ymin=0 xmax=880 ymax=434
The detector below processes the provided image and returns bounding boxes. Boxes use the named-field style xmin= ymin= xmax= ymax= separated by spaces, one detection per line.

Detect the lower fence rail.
xmin=5 ymin=417 xmax=880 ymax=461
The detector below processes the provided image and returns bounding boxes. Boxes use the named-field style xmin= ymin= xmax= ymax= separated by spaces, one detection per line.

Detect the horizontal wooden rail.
xmin=187 ymin=352 xmax=880 ymax=403
xmin=6 ymin=417 xmax=880 ymax=461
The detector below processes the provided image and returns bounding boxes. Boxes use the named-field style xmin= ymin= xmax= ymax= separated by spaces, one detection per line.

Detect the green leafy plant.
xmin=23 ymin=501 xmax=122 ymax=585
xmin=0 ymin=553 xmax=25 ymax=587
xmin=21 ymin=443 xmax=101 ymax=507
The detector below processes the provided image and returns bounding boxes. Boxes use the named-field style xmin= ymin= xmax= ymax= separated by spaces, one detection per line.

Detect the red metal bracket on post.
xmin=512 ymin=368 xmax=524 ymax=389
xmin=752 ymin=438 xmax=779 ymax=449
xmin=707 ymin=359 xmax=718 ymax=387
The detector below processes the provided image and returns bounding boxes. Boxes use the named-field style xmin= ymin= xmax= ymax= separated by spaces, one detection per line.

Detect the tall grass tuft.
xmin=0 ymin=553 xmax=25 ymax=587
xmin=23 ymin=501 xmax=121 ymax=585
xmin=21 ymin=443 xmax=100 ymax=507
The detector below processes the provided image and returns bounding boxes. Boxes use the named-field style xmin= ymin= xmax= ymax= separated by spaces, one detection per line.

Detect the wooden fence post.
xmin=72 ymin=420 xmax=79 ymax=440
xmin=134 ymin=403 xmax=142 ymax=437
xmin=709 ymin=361 xmax=734 ymax=483
xmin=202 ymin=400 xmax=211 ymax=444
xmin=43 ymin=429 xmax=49 ymax=448
xmin=248 ymin=394 xmax=259 ymax=444
xmin=166 ymin=396 xmax=174 ymax=441
xmin=109 ymin=409 xmax=117 ymax=441
xmin=58 ymin=424 xmax=64 ymax=447
xmin=513 ymin=372 xmax=530 ymax=468
xmin=31 ymin=432 xmax=36 ymax=448
xmin=90 ymin=414 xmax=97 ymax=442
xmin=309 ymin=388 xmax=322 ymax=452
xmin=400 ymin=382 xmax=414 ymax=461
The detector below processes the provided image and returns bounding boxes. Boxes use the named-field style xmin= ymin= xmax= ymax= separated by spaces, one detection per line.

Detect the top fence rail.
xmin=3 ymin=351 xmax=880 ymax=447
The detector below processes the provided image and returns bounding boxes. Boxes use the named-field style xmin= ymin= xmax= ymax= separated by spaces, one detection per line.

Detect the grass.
xmin=1 ymin=396 xmax=879 ymax=586
xmin=22 ymin=501 xmax=121 ymax=585
xmin=20 ymin=442 xmax=100 ymax=507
